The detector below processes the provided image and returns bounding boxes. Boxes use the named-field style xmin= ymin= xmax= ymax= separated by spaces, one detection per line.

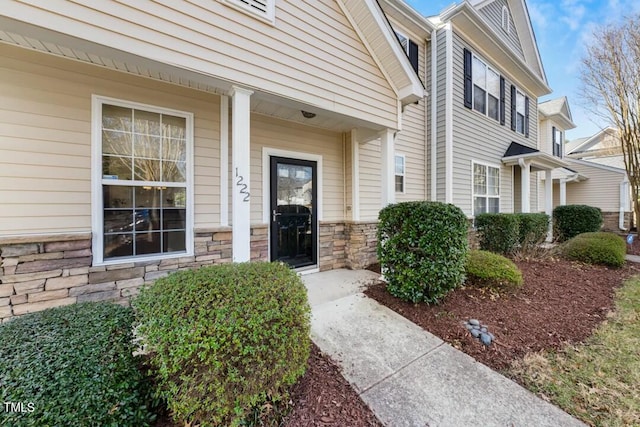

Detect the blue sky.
xmin=405 ymin=0 xmax=640 ymax=140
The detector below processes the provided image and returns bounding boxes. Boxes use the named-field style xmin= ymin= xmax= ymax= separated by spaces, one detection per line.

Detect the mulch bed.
xmin=364 ymin=259 xmax=639 ymax=372
xmin=625 ymin=234 xmax=640 ymax=255
xmin=154 ymin=343 xmax=382 ymax=426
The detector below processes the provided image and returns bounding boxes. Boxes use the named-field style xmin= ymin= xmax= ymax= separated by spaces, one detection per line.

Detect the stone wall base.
xmin=602 ymin=211 xmax=632 ymax=232
xmin=0 ymin=222 xmax=381 ymax=321
xmin=0 ymin=226 xmax=268 ymax=322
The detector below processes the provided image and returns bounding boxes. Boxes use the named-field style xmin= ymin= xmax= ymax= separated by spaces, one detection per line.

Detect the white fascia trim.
xmin=337 ymin=0 xmax=424 ymax=105
xmin=220 ymin=95 xmax=229 ymax=226
xmin=445 ymin=23 xmax=453 ymax=203
xmin=441 ymin=3 xmax=550 ymax=95
xmin=90 ymin=94 xmax=195 ymax=266
xmin=430 ymin=27 xmax=438 ymax=201
xmin=567 ymin=158 xmax=627 ymax=174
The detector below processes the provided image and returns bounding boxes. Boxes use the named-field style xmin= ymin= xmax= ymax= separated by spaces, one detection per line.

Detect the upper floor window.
xmin=93 ymin=96 xmax=193 ymax=264
xmin=226 ymin=0 xmax=275 ymax=23
xmin=463 ymin=49 xmax=505 ymax=124
xmin=395 ymin=31 xmax=419 ymax=74
xmin=501 ymin=6 xmax=510 ymax=34
xmin=473 ymin=162 xmax=500 ymax=216
xmin=553 ymin=126 xmax=563 ymax=157
xmin=395 ymin=154 xmax=405 ymax=193
xmin=510 ymin=86 xmax=530 ymax=137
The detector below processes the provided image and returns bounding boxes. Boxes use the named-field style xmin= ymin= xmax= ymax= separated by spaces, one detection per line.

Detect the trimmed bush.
xmin=515 ymin=213 xmax=550 ymax=247
xmin=465 ymin=250 xmax=523 ymax=291
xmin=475 ymin=213 xmax=520 ymax=254
xmin=133 ymin=262 xmax=311 ymax=427
xmin=0 ymin=302 xmax=154 ymax=427
xmin=377 ymin=201 xmax=468 ymax=303
xmin=554 ymin=204 xmax=603 ymax=241
xmin=562 ymin=232 xmax=626 ymax=267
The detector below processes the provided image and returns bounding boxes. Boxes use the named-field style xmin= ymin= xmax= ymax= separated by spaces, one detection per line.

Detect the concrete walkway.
xmin=303 ymin=269 xmax=586 ymax=427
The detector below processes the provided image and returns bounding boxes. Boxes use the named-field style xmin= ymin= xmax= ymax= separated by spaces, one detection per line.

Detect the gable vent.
xmin=227 ymin=0 xmax=275 ymax=22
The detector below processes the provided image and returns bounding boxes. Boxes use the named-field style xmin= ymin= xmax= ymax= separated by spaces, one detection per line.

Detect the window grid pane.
xmin=101 ymin=102 xmax=188 ymax=261
xmin=473 ymin=164 xmax=500 ymax=216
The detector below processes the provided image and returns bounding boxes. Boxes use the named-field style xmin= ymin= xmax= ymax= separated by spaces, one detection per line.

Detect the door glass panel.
xmin=273 ymin=161 xmax=314 ymax=268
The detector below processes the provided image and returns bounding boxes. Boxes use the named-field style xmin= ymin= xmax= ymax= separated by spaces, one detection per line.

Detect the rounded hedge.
xmin=475 ymin=213 xmax=520 ymax=254
xmin=133 ymin=262 xmax=311 ymax=427
xmin=465 ymin=250 xmax=523 ymax=291
xmin=377 ymin=201 xmax=468 ymax=303
xmin=0 ymin=302 xmax=154 ymax=427
xmin=562 ymin=232 xmax=626 ymax=267
xmin=553 ymin=204 xmax=603 ymax=241
xmin=515 ymin=213 xmax=550 ymax=247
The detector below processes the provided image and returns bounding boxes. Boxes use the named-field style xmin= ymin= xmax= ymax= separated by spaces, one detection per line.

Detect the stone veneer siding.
xmin=601 ymin=211 xmax=631 ymax=232
xmin=0 ymin=226 xmax=269 ymax=322
xmin=0 ymin=222 xmax=381 ymax=321
xmin=345 ymin=221 xmax=378 ymax=269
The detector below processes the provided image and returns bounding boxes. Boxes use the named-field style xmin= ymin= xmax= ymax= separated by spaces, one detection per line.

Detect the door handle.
xmin=272 ymin=210 xmax=282 ymax=222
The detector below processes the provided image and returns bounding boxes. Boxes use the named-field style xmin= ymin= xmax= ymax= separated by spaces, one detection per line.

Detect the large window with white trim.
xmin=95 ymin=98 xmax=192 ymax=262
xmin=473 ymin=162 xmax=500 ymax=216
xmin=472 ymin=56 xmax=501 ymax=121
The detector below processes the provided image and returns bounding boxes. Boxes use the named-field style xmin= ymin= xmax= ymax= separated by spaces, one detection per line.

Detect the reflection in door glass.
xmin=274 ymin=163 xmax=314 ymax=267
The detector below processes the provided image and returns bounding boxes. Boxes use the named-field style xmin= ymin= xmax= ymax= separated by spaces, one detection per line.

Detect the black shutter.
xmin=524 ymin=96 xmax=530 ymax=137
xmin=499 ymin=76 xmax=505 ymax=125
xmin=409 ymin=40 xmax=419 ymax=74
xmin=552 ymin=126 xmax=557 ymax=156
xmin=510 ymin=85 xmax=516 ymax=131
xmin=463 ymin=48 xmax=472 ymax=109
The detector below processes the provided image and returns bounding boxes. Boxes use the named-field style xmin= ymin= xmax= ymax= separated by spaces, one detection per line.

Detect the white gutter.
xmin=430 ymin=27 xmax=438 ymax=201
xmin=620 ymin=178 xmax=630 ymax=231
xmin=445 ymin=23 xmax=453 ymax=203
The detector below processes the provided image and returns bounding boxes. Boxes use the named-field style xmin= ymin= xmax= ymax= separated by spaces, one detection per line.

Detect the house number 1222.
xmin=235 ymin=168 xmax=250 ymax=202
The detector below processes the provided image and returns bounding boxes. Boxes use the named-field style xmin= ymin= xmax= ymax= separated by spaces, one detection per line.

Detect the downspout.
xmin=430 ymin=28 xmax=438 ymax=201
xmin=444 ymin=23 xmax=453 ymax=203
xmin=342 ymin=132 xmax=347 ymax=219
xmin=620 ymin=178 xmax=629 ymax=231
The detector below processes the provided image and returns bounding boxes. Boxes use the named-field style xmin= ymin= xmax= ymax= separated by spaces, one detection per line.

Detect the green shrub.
xmin=475 ymin=213 xmax=520 ymax=254
xmin=515 ymin=213 xmax=550 ymax=247
xmin=377 ymin=201 xmax=468 ymax=303
xmin=554 ymin=205 xmax=603 ymax=241
xmin=133 ymin=262 xmax=311 ymax=427
xmin=0 ymin=302 xmax=154 ymax=427
xmin=465 ymin=250 xmax=523 ymax=291
xmin=562 ymin=232 xmax=626 ymax=267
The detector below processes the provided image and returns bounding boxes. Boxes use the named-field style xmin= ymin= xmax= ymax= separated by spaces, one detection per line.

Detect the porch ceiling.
xmin=0 ymin=23 xmax=379 ymax=134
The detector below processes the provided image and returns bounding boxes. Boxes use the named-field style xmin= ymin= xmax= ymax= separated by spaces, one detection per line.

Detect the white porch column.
xmin=559 ymin=180 xmax=567 ymax=206
xmin=545 ymin=169 xmax=553 ymax=241
xmin=230 ymin=86 xmax=253 ymax=262
xmin=380 ymin=129 xmax=396 ymax=206
xmin=519 ymin=160 xmax=531 ymax=213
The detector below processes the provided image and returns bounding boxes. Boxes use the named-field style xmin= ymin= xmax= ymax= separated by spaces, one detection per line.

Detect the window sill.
xmin=93 ymin=250 xmax=192 ymax=267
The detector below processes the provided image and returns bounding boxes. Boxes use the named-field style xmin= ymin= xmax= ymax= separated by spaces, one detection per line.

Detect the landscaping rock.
xmin=480 ymin=333 xmax=492 ymax=346
xmin=470 ymin=328 xmax=481 ymax=338
xmin=469 ymin=319 xmax=480 ymax=326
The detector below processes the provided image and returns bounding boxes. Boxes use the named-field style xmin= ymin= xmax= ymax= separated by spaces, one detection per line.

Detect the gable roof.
xmin=539 ymin=96 xmax=576 ymax=130
xmin=441 ymin=0 xmax=550 ymax=96
xmin=338 ymin=0 xmax=426 ymax=105
xmin=566 ymin=127 xmax=618 ymax=155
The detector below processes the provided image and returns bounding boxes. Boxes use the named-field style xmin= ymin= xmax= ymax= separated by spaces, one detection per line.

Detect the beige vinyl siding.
xmin=249 ymin=115 xmax=345 ymax=224
xmin=563 ymin=162 xmax=625 ymax=211
xmin=450 ymin=32 xmax=537 ymax=216
xmin=358 ymin=139 xmax=382 ymax=221
xmin=4 ymin=0 xmax=398 ymax=129
xmin=390 ymin=19 xmax=428 ymax=202
xmin=477 ymin=0 xmax=524 ymax=60
xmin=0 ymin=44 xmax=219 ymax=235
xmin=538 ymin=119 xmax=552 ymax=154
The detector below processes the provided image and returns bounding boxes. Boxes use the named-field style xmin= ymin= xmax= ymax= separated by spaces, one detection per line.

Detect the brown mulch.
xmin=283 ymin=343 xmax=382 ymax=427
xmin=154 ymin=343 xmax=381 ymax=426
xmin=364 ymin=259 xmax=639 ymax=372
xmin=625 ymin=234 xmax=640 ymax=255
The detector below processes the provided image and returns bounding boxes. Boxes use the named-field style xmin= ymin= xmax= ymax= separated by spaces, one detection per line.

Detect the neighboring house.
xmin=537 ymin=106 xmax=632 ymax=231
xmin=0 ymin=0 xmax=561 ymax=320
